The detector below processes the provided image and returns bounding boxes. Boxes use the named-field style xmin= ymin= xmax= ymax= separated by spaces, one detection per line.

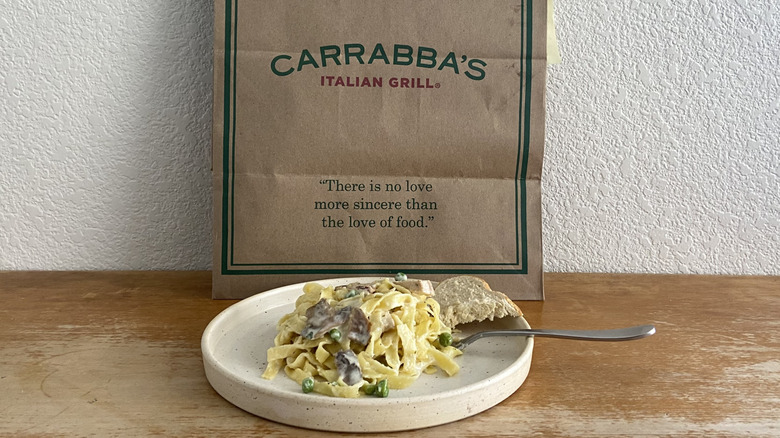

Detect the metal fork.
xmin=452 ymin=324 xmax=656 ymax=350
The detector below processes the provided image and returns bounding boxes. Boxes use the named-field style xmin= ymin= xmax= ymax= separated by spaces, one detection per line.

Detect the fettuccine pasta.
xmin=261 ymin=277 xmax=461 ymax=398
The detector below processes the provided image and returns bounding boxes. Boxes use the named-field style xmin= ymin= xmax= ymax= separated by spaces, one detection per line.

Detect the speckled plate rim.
xmin=202 ymin=277 xmax=534 ymax=433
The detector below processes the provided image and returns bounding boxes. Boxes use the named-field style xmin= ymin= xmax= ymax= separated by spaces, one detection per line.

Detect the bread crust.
xmin=433 ymin=276 xmax=522 ymax=328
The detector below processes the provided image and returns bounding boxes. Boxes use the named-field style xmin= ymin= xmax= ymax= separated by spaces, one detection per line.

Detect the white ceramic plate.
xmin=201 ymin=277 xmax=533 ymax=432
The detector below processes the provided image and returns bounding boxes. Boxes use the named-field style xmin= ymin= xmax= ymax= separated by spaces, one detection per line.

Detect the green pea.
xmin=438 ymin=332 xmax=453 ymax=347
xmin=302 ymin=377 xmax=315 ymax=393
xmin=329 ymin=328 xmax=342 ymax=342
xmin=362 ymin=383 xmax=377 ymax=395
xmin=345 ymin=289 xmax=358 ymax=298
xmin=375 ymin=379 xmax=389 ymax=398
xmin=395 ymin=272 xmax=407 ymax=281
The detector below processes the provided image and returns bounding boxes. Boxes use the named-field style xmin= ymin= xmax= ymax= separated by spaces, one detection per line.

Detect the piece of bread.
xmin=433 ymin=276 xmax=522 ymax=328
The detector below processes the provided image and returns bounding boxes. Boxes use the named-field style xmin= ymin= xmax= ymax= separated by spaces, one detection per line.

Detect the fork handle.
xmin=454 ymin=324 xmax=656 ymax=349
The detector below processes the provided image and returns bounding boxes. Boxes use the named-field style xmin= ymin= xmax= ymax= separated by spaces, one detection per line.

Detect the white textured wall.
xmin=545 ymin=0 xmax=779 ymax=274
xmin=1 ymin=2 xmax=214 ymax=269
xmin=1 ymin=1 xmax=778 ymax=274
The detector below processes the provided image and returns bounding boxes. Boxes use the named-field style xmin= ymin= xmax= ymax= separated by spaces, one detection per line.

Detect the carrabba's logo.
xmin=270 ymin=43 xmax=487 ymax=81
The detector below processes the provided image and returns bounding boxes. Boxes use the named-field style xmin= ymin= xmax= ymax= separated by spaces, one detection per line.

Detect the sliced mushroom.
xmin=335 ymin=350 xmax=362 ymax=386
xmin=301 ymin=299 xmax=350 ymax=340
xmin=301 ymin=298 xmax=372 ymax=344
xmin=346 ymin=307 xmax=371 ymax=345
xmin=342 ymin=282 xmax=375 ymax=295
xmin=394 ymin=279 xmax=435 ymax=295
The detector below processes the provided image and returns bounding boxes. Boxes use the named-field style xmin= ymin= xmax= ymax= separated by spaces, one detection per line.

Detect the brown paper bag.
xmin=212 ymin=0 xmax=546 ymax=299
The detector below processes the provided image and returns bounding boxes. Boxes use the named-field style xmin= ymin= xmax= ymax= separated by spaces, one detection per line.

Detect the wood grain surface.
xmin=1 ymin=271 xmax=778 ymax=437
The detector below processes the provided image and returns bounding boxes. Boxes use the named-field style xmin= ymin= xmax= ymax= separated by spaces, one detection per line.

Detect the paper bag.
xmin=212 ymin=0 xmax=547 ymax=299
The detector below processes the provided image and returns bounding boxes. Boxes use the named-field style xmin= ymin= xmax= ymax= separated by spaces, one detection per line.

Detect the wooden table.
xmin=2 ymin=272 xmax=778 ymax=437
